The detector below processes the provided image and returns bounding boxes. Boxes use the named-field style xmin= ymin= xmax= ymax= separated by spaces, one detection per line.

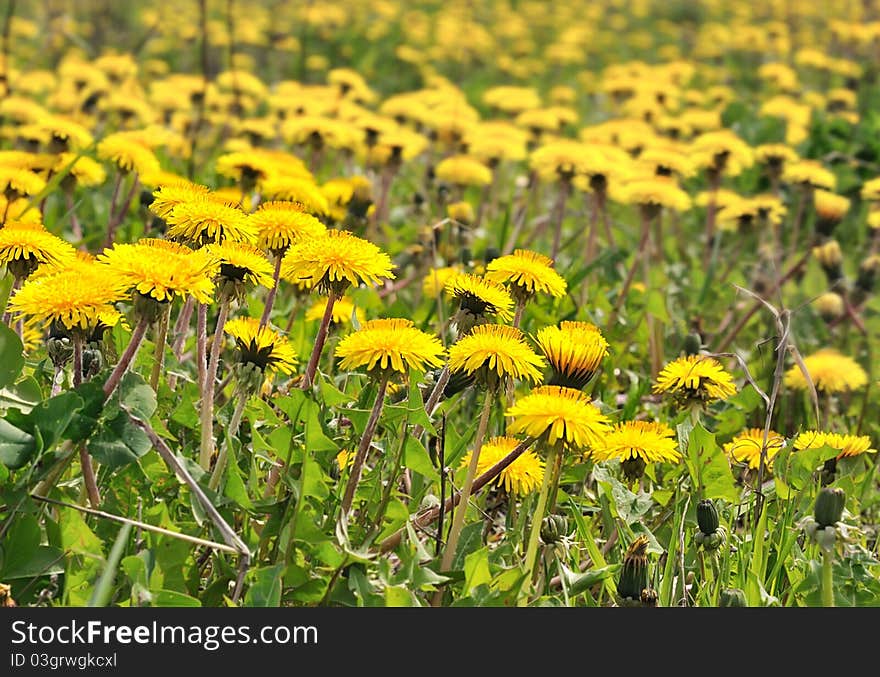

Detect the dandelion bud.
xmin=813 ymin=292 xmax=845 ymax=323
xmin=812 ymin=240 xmax=843 ymax=283
xmin=47 ymin=336 xmax=73 ymax=367
xmin=621 ymin=455 xmax=646 ymax=482
xmin=697 ymin=499 xmax=719 ymax=535
xmin=855 ymin=255 xmax=880 ymax=298
xmin=814 ymin=486 xmax=845 ymax=528
xmin=617 ymin=535 xmax=651 ymax=601
xmin=719 ymin=588 xmax=747 ymax=607
xmin=813 ymin=190 xmax=849 ymax=237
xmin=540 ymin=514 xmax=569 ymax=545
xmin=132 ymin=292 xmax=167 ymax=326
xmin=682 ymin=331 xmax=702 ymax=356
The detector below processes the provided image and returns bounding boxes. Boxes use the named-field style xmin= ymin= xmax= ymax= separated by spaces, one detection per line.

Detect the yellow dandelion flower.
xmin=422 ymin=266 xmax=461 ymax=298
xmin=305 ymin=296 xmax=364 ymax=325
xmin=814 ymin=190 xmax=850 ymax=223
xmin=653 ymin=354 xmax=737 ymax=404
xmin=594 ymin=420 xmax=680 ymax=464
xmin=98 ymin=239 xmax=217 ymax=303
xmin=506 ymin=385 xmax=611 ymax=451
xmin=824 ymin=433 xmax=876 ymax=458
xmin=813 ymin=292 xmax=845 ymax=322
xmin=206 ymin=241 xmax=275 ymax=289
xmin=248 ymin=200 xmax=326 ymax=253
xmin=784 ymin=348 xmax=867 ymax=393
xmin=224 ymin=316 xmax=297 ymax=375
xmin=0 ymin=167 xmax=46 ymax=198
xmin=37 ymin=115 xmax=93 ymax=151
xmin=446 ymin=201 xmax=475 ymax=225
xmin=8 ymin=264 xmax=128 ymax=332
xmin=459 ymin=436 xmax=545 ymax=496
xmin=165 ymin=199 xmax=255 ymax=246
xmin=447 ymin=324 xmax=546 ymax=384
xmin=723 ymin=428 xmax=785 ymax=470
xmin=485 ymin=249 xmax=567 ymax=302
xmin=0 ymin=222 xmax=76 ymax=277
xmin=281 ymin=229 xmax=394 ymax=295
xmin=754 ymin=143 xmax=799 ymax=169
xmin=149 ymin=181 xmax=214 ymax=219
xmin=215 ymin=150 xmax=279 ymax=187
xmin=615 ymin=175 xmax=692 ymax=212
xmin=445 ymin=273 xmax=514 ymax=323
xmin=434 ymin=155 xmax=493 ymax=187
xmin=97 ymin=132 xmax=161 ymax=176
xmin=860 ymin=177 xmax=880 ymax=201
xmin=259 ymin=177 xmax=329 ymax=216
xmin=782 ymin=160 xmax=836 ymax=191
xmin=335 ymin=318 xmax=445 ymax=376
xmin=535 ymin=321 xmax=609 ymax=390
xmin=792 ymin=430 xmax=828 ymax=452
xmin=54 ymin=153 xmax=106 ymax=187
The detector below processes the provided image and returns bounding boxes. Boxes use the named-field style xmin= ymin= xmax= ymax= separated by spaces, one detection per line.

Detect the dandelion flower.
xmin=794 ymin=430 xmax=876 ymax=459
xmin=485 ymin=249 xmax=567 ymax=303
xmin=97 ymin=132 xmax=161 ymax=176
xmin=224 ymin=316 xmax=297 ymax=375
xmin=98 ymin=239 xmax=217 ymax=304
xmin=281 ymin=229 xmax=394 ymax=295
xmin=435 ymin=155 xmax=492 ymax=187
xmin=653 ymin=354 xmax=737 ymax=404
xmin=305 ymin=296 xmax=364 ymax=325
xmin=422 ymin=266 xmax=461 ymax=298
xmin=206 ymin=241 xmax=275 ymax=289
xmin=249 ymin=200 xmax=326 ymax=253
xmin=165 ymin=199 xmax=255 ymax=246
xmin=594 ymin=420 xmax=680 ymax=464
xmin=535 ymin=321 xmax=608 ymax=390
xmin=149 ymin=181 xmax=213 ymax=219
xmin=335 ymin=318 xmax=445 ymax=377
xmin=459 ymin=436 xmax=545 ymax=496
xmin=447 ymin=324 xmax=546 ymax=384
xmin=0 ymin=222 xmax=76 ymax=278
xmin=0 ymin=167 xmax=46 ymax=198
xmin=506 ymin=385 xmax=611 ymax=451
xmin=445 ymin=273 xmax=514 ymax=325
xmin=784 ymin=348 xmax=867 ymax=393
xmin=723 ymin=428 xmax=785 ymax=469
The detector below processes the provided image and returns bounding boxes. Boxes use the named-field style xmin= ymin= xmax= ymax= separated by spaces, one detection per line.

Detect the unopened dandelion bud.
xmin=719 ymin=588 xmax=747 ymax=607
xmin=47 ymin=336 xmax=73 ymax=367
xmin=812 ymin=240 xmax=843 ymax=283
xmin=814 ymin=486 xmax=845 ymax=528
xmin=813 ymin=292 xmax=845 ymax=322
xmin=82 ymin=345 xmax=103 ymax=378
xmin=617 ymin=535 xmax=651 ymax=601
xmin=133 ymin=292 xmax=167 ymax=326
xmin=697 ymin=499 xmax=719 ymax=535
xmin=621 ymin=455 xmax=646 ymax=481
xmin=540 ymin=514 xmax=568 ymax=545
xmin=682 ymin=332 xmax=702 ymax=356
xmin=234 ymin=361 xmax=265 ymax=397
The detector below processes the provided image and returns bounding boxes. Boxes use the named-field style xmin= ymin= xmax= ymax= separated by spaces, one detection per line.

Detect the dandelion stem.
xmin=200 ymin=294 xmax=231 ymax=471
xmin=434 ymin=385 xmax=495 ymax=603
xmin=339 ymin=376 xmax=389 ymax=521
xmin=519 ymin=440 xmax=560 ymax=605
xmin=299 ymin=290 xmax=337 ymax=390
xmin=171 ymin=296 xmax=195 ymax=360
xmin=208 ymin=390 xmax=247 ymax=491
xmin=150 ymin=303 xmax=171 ymax=391
xmin=821 ymin=547 xmax=834 ymax=607
xmin=259 ymin=254 xmax=283 ymax=328
xmin=196 ymin=302 xmax=208 ymax=394
xmin=103 ymin=316 xmax=150 ymax=399
xmin=78 ymin=443 xmax=101 ymax=507
xmin=1 ymin=275 xmax=21 ymax=327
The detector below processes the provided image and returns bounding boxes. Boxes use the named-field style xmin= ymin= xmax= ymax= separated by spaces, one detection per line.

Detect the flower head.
xmin=0 ymin=222 xmax=76 ymax=278
xmin=97 ymin=132 xmax=161 ymax=176
xmin=8 ymin=263 xmax=127 ymax=333
xmin=723 ymin=428 xmax=785 ymax=470
xmin=165 ymin=199 xmax=255 ymax=246
xmin=447 ymin=324 xmax=546 ymax=385
xmin=593 ymin=420 xmax=680 ymax=464
xmin=506 ymin=385 xmax=611 ymax=451
xmin=614 ymin=175 xmax=691 ymax=213
xmin=206 ymin=241 xmax=275 ymax=296
xmin=434 ymin=155 xmax=492 ymax=187
xmin=784 ymin=348 xmax=867 ymax=394
xmin=794 ymin=430 xmax=876 ymax=459
xmin=485 ymin=249 xmax=567 ymax=303
xmin=249 ymin=200 xmax=326 ymax=253
xmin=653 ymin=354 xmax=737 ymax=405
xmin=305 ymin=296 xmax=364 ymax=325
xmin=335 ymin=318 xmax=445 ymax=377
xmin=445 ymin=273 xmax=514 ymax=327
xmin=281 ymin=229 xmax=394 ymax=295
xmin=422 ymin=266 xmax=461 ymax=298
xmin=224 ymin=316 xmax=297 ymax=375
xmin=535 ymin=321 xmax=609 ymax=390
xmin=459 ymin=436 xmax=545 ymax=496
xmin=98 ymin=239 xmax=217 ymax=304
xmin=149 ymin=181 xmax=214 ymax=219
xmin=0 ymin=167 xmax=46 ymax=198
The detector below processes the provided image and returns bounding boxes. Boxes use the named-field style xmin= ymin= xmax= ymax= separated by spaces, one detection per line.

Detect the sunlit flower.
xmin=206 ymin=241 xmax=275 ymax=291
xmin=305 ymin=296 xmax=364 ymax=325
xmin=535 ymin=321 xmax=609 ymax=390
xmin=594 ymin=420 xmax=680 ymax=464
xmin=653 ymin=354 xmax=737 ymax=404
xmin=459 ymin=436 xmax=545 ymax=496
xmin=281 ymin=229 xmax=394 ymax=295
xmin=794 ymin=430 xmax=876 ymax=459
xmin=97 ymin=132 xmax=161 ymax=176
xmin=149 ymin=181 xmax=214 ymax=219
xmin=435 ymin=155 xmax=493 ymax=187
xmin=447 ymin=324 xmax=546 ymax=385
xmin=723 ymin=428 xmax=785 ymax=469
xmin=445 ymin=273 xmax=514 ymax=325
xmin=784 ymin=348 xmax=867 ymax=393
xmin=335 ymin=318 xmax=445 ymax=376
xmin=165 ymin=199 xmax=255 ymax=246
xmin=485 ymin=249 xmax=567 ymax=303
xmin=224 ymin=316 xmax=296 ymax=374
xmin=422 ymin=266 xmax=461 ymax=298
xmin=506 ymin=385 xmax=611 ymax=450
xmin=0 ymin=222 xmax=76 ymax=278
xmin=249 ymin=200 xmax=326 ymax=253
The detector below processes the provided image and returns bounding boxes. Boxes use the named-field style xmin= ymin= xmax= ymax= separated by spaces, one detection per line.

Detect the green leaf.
xmin=684 ymin=423 xmax=739 ymax=502
xmin=117 ymin=372 xmax=157 ymax=419
xmin=384 ymin=585 xmax=418 ymax=606
xmin=0 ymin=418 xmax=36 ymax=469
xmin=451 ymin=521 xmax=484 ymax=572
xmin=245 ymin=564 xmax=285 ymax=607
xmin=0 ymin=375 xmax=41 ymax=413
xmin=66 ymin=382 xmax=106 ymax=442
xmin=644 ymin=290 xmax=670 ymax=323
xmin=303 ymin=399 xmax=337 ymax=452
xmin=318 ymin=378 xmax=355 ymax=406
xmin=88 ymin=523 xmax=132 ymax=607
xmin=559 ymin=564 xmax=620 ymax=597
xmin=87 ymin=412 xmax=152 ymax=471
xmin=775 ymin=443 xmax=839 ymax=491
xmin=0 ymin=324 xmax=24 ymax=389
xmin=26 ymin=391 xmax=84 ymax=450
xmin=0 ymin=516 xmax=65 ymax=580
xmin=403 ymin=436 xmax=439 ymax=482
xmin=463 ymin=547 xmax=492 ymax=593
xmin=223 ymin=441 xmax=254 ymax=509
xmin=153 ymin=590 xmax=202 ymax=607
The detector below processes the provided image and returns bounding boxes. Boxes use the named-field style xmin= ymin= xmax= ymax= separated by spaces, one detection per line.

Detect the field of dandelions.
xmin=0 ymin=1 xmax=879 ymax=609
